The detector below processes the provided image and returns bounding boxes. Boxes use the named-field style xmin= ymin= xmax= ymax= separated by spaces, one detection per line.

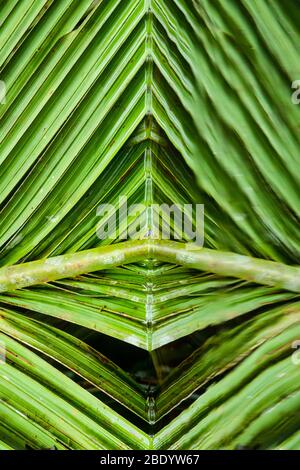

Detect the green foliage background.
xmin=0 ymin=0 xmax=300 ymax=450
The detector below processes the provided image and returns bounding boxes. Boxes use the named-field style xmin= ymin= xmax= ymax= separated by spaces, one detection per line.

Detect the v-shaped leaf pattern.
xmin=0 ymin=0 xmax=300 ymax=450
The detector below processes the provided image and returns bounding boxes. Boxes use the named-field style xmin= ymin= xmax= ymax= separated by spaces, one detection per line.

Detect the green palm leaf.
xmin=0 ymin=0 xmax=300 ymax=450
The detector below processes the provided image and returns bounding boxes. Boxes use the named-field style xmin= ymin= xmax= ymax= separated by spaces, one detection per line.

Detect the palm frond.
xmin=0 ymin=0 xmax=300 ymax=450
